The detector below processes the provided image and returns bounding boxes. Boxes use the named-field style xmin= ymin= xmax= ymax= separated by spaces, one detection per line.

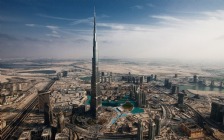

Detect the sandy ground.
xmin=187 ymin=89 xmax=224 ymax=97
xmin=1 ymin=59 xmax=220 ymax=79
xmin=75 ymin=62 xmax=212 ymax=77
xmin=0 ymin=75 xmax=14 ymax=82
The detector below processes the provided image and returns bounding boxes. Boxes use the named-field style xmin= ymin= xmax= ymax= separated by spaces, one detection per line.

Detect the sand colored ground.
xmin=0 ymin=75 xmax=14 ymax=82
xmin=187 ymin=89 xmax=224 ymax=97
xmin=75 ymin=62 xmax=212 ymax=77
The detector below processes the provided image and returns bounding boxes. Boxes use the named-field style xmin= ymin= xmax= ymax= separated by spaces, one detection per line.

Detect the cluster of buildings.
xmin=17 ymin=88 xmax=79 ymax=140
xmin=18 ymin=127 xmax=74 ymax=140
xmin=193 ymin=75 xmax=223 ymax=88
xmin=100 ymin=72 xmax=113 ymax=83
xmin=122 ymin=73 xmax=157 ymax=85
xmin=129 ymin=85 xmax=147 ymax=108
xmin=56 ymin=71 xmax=68 ymax=79
xmin=0 ymin=79 xmax=33 ymax=105
xmin=210 ymin=101 xmax=224 ymax=126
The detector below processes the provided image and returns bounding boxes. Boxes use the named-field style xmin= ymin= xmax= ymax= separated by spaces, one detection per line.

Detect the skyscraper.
xmin=90 ymin=7 xmax=101 ymax=119
xmin=44 ymin=103 xmax=53 ymax=126
xmin=148 ymin=119 xmax=156 ymax=140
xmin=137 ymin=119 xmax=143 ymax=140
xmin=193 ymin=75 xmax=198 ymax=83
xmin=155 ymin=115 xmax=161 ymax=136
xmin=38 ymin=91 xmax=51 ymax=112
xmin=57 ymin=112 xmax=65 ymax=133
xmin=178 ymin=92 xmax=184 ymax=105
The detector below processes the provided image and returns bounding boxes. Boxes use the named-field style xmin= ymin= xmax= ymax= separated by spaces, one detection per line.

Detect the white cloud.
xmin=52 ymin=30 xmax=58 ymax=34
xmin=25 ymin=24 xmax=35 ymax=27
xmin=98 ymin=23 xmax=125 ymax=30
xmin=37 ymin=14 xmax=77 ymax=21
xmin=95 ymin=10 xmax=224 ymax=60
xmin=131 ymin=5 xmax=143 ymax=9
xmin=46 ymin=25 xmax=58 ymax=30
xmin=46 ymin=34 xmax=61 ymax=38
xmin=71 ymin=17 xmax=93 ymax=25
xmin=151 ymin=15 xmax=182 ymax=22
xmin=19 ymin=10 xmax=224 ymax=60
xmin=203 ymin=10 xmax=224 ymax=19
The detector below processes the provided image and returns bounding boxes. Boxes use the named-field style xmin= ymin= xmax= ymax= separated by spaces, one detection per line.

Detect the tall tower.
xmin=148 ymin=119 xmax=156 ymax=140
xmin=155 ymin=115 xmax=161 ymax=136
xmin=137 ymin=119 xmax=143 ymax=140
xmin=90 ymin=7 xmax=101 ymax=119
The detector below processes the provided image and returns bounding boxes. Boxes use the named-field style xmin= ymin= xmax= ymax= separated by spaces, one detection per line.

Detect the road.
xmin=0 ymin=79 xmax=55 ymax=140
xmin=153 ymin=86 xmax=224 ymax=131
xmin=0 ymin=97 xmax=37 ymax=140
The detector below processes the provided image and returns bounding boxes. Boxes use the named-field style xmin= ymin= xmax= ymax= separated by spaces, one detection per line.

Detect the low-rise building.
xmin=55 ymin=133 xmax=69 ymax=140
xmin=18 ymin=130 xmax=31 ymax=140
xmin=180 ymin=122 xmax=204 ymax=139
xmin=41 ymin=128 xmax=52 ymax=140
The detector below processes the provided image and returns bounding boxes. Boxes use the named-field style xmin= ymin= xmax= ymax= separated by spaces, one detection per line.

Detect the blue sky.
xmin=0 ymin=0 xmax=224 ymax=60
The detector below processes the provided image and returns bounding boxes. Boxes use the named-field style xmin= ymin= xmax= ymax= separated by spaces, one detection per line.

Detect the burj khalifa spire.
xmin=90 ymin=7 xmax=101 ymax=119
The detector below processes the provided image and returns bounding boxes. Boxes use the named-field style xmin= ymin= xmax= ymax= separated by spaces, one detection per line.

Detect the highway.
xmin=0 ymin=79 xmax=55 ymax=140
xmin=152 ymin=86 xmax=224 ymax=131
xmin=0 ymin=97 xmax=37 ymax=140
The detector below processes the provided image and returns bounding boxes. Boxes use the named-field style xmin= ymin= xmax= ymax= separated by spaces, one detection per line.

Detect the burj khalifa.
xmin=90 ymin=8 xmax=101 ymax=119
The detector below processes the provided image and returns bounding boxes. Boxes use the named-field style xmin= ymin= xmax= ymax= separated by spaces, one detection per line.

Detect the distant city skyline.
xmin=0 ymin=0 xmax=224 ymax=60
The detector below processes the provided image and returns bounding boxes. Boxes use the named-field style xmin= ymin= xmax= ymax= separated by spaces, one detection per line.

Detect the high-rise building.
xmin=154 ymin=75 xmax=157 ymax=81
xmin=101 ymin=72 xmax=105 ymax=76
xmin=171 ymin=85 xmax=177 ymax=94
xmin=137 ymin=92 xmax=142 ymax=107
xmin=210 ymin=80 xmax=215 ymax=87
xmin=193 ymin=75 xmax=198 ymax=83
xmin=136 ymin=77 xmax=139 ymax=84
xmin=38 ymin=91 xmax=51 ymax=112
xmin=130 ymin=85 xmax=134 ymax=99
xmin=108 ymin=76 xmax=112 ymax=83
xmin=155 ymin=115 xmax=161 ymax=136
xmin=100 ymin=76 xmax=104 ymax=83
xmin=137 ymin=91 xmax=146 ymax=107
xmin=148 ymin=119 xmax=156 ymax=140
xmin=90 ymin=8 xmax=101 ymax=119
xmin=132 ymin=77 xmax=136 ymax=84
xmin=62 ymin=71 xmax=68 ymax=77
xmin=177 ymin=86 xmax=180 ymax=94
xmin=178 ymin=92 xmax=184 ymax=105
xmin=142 ymin=92 xmax=146 ymax=107
xmin=57 ymin=112 xmax=65 ymax=133
xmin=128 ymin=72 xmax=132 ymax=83
xmin=210 ymin=102 xmax=224 ymax=125
xmin=147 ymin=76 xmax=152 ymax=83
xmin=220 ymin=81 xmax=223 ymax=88
xmin=140 ymin=76 xmax=144 ymax=84
xmin=164 ymin=79 xmax=169 ymax=88
xmin=137 ymin=119 xmax=143 ymax=140
xmin=44 ymin=103 xmax=53 ymax=126
xmin=151 ymin=74 xmax=154 ymax=80
xmin=174 ymin=74 xmax=178 ymax=78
